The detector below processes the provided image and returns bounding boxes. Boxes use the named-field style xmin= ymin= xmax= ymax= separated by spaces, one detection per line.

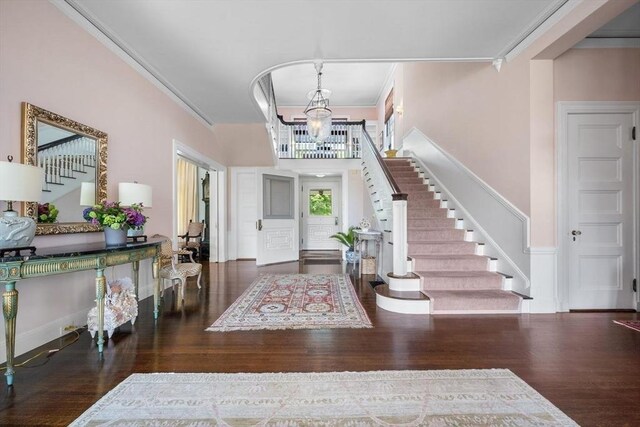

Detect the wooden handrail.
xmin=277 ymin=114 xmax=366 ymax=127
xmin=38 ymin=134 xmax=84 ymax=151
xmin=359 ymin=124 xmax=407 ymax=200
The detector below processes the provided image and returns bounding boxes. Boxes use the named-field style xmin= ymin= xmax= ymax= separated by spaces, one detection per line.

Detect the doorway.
xmin=558 ymin=103 xmax=639 ymax=310
xmin=301 ymin=177 xmax=341 ymax=250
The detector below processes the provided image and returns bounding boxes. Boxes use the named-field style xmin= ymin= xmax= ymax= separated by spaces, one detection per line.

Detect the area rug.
xmin=206 ymin=274 xmax=372 ymax=331
xmin=613 ymin=320 xmax=640 ymax=332
xmin=70 ymin=370 xmax=578 ymax=426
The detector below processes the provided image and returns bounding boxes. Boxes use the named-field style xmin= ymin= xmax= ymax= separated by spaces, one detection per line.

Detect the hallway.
xmin=1 ymin=261 xmax=639 ymax=426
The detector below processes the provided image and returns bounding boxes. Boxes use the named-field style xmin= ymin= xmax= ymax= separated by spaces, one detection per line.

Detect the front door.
xmin=257 ymin=169 xmax=299 ymax=265
xmin=567 ymin=111 xmax=635 ymax=309
xmin=302 ymin=180 xmax=341 ymax=250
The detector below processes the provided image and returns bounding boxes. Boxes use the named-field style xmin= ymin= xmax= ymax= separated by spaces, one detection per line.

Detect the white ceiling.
xmin=63 ymin=0 xmax=572 ymax=124
xmin=589 ymin=2 xmax=640 ymax=38
xmin=272 ymin=63 xmax=394 ymax=107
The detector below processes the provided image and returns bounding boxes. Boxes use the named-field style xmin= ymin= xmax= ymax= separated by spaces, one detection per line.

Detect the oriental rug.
xmin=70 ymin=370 xmax=578 ymax=426
xmin=206 ymin=274 xmax=372 ymax=331
xmin=613 ymin=319 xmax=640 ymax=332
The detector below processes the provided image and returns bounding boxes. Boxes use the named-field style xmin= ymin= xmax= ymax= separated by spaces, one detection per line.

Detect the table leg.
xmin=131 ymin=260 xmax=140 ymax=298
xmin=3 ymin=282 xmax=18 ymax=386
xmin=95 ymin=269 xmax=106 ymax=354
xmin=152 ymin=256 xmax=160 ymax=319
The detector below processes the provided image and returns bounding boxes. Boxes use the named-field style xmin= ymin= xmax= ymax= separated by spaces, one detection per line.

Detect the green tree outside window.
xmin=309 ymin=190 xmax=332 ymax=216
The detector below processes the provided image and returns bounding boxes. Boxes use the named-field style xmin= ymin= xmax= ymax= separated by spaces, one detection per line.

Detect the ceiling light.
xmin=315 ymin=174 xmax=326 ymax=178
xmin=304 ymin=62 xmax=332 ymax=143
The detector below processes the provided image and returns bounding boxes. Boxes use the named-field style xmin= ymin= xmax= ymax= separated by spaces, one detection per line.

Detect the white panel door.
xmin=302 ymin=180 xmax=341 ymax=250
xmin=236 ymin=171 xmax=257 ymax=259
xmin=257 ymin=169 xmax=299 ymax=265
xmin=567 ymin=112 xmax=635 ymax=309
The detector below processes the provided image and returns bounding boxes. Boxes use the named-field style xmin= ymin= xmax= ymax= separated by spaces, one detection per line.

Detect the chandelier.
xmin=304 ymin=62 xmax=332 ymax=143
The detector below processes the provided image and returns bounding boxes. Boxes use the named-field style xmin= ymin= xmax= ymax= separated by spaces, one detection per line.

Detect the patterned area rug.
xmin=614 ymin=320 xmax=640 ymax=332
xmin=70 ymin=370 xmax=578 ymax=426
xmin=207 ymin=274 xmax=372 ymax=331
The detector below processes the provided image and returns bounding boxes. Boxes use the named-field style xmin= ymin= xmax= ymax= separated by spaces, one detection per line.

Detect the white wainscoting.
xmin=402 ymin=128 xmax=531 ymax=295
xmin=529 ymin=247 xmax=558 ymax=313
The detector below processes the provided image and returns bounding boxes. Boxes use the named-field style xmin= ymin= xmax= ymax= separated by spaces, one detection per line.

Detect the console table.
xmin=0 ymin=237 xmax=165 ymax=386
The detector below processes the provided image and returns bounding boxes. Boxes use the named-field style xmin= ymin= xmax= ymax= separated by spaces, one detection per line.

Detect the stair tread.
xmin=423 ymin=289 xmax=520 ymax=300
xmin=374 ymin=285 xmax=430 ymax=301
xmin=411 ymin=254 xmax=488 ymax=260
xmin=408 ymin=240 xmax=475 ymax=245
xmin=416 ymin=270 xmax=501 ymax=277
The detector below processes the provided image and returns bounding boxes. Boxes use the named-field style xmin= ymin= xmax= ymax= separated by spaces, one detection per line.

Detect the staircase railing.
xmin=361 ymin=128 xmax=408 ymax=276
xmin=276 ymin=116 xmax=362 ymax=159
xmin=38 ymin=137 xmax=96 ymax=192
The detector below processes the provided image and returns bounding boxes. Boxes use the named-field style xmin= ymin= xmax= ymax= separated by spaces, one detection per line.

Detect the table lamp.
xmin=80 ymin=182 xmax=96 ymax=207
xmin=118 ymin=182 xmax=152 ymax=208
xmin=0 ymin=156 xmax=43 ymax=251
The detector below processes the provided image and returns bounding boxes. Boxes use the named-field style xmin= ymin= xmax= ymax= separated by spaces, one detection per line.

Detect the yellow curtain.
xmin=177 ymin=157 xmax=199 ymax=236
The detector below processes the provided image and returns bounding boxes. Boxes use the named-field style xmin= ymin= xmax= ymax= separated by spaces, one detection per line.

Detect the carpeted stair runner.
xmin=385 ymin=158 xmax=521 ymax=313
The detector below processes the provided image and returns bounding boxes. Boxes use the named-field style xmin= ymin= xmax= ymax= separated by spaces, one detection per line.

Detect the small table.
xmin=355 ymin=230 xmax=382 ymax=276
xmin=0 ymin=237 xmax=165 ymax=386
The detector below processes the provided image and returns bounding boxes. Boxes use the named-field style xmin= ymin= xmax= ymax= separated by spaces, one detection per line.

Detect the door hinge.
xmin=633 ymin=278 xmax=637 ymax=292
xmin=633 ymin=126 xmax=636 ymax=141
xmin=301 ymin=238 xmax=304 ymax=244
xmin=301 ymin=212 xmax=303 ymax=218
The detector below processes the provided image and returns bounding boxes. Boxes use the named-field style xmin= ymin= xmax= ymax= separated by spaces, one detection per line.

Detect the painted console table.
xmin=0 ymin=236 xmax=165 ymax=386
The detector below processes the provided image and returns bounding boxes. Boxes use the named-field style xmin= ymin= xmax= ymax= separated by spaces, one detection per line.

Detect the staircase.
xmin=380 ymin=158 xmax=524 ymax=314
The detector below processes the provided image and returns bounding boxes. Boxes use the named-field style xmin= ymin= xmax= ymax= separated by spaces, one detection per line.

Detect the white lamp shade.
xmin=0 ymin=161 xmax=43 ymax=202
xmin=80 ymin=182 xmax=96 ymax=206
xmin=119 ymin=182 xmax=152 ymax=207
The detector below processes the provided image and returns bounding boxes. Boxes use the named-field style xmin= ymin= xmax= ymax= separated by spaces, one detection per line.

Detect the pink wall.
xmin=554 ymin=48 xmax=640 ymax=101
xmin=402 ymin=58 xmax=532 ymax=214
xmin=214 ymin=124 xmax=274 ymax=166
xmin=0 ymin=0 xmax=227 ymax=359
xmin=0 ymin=0 xmax=227 ymax=242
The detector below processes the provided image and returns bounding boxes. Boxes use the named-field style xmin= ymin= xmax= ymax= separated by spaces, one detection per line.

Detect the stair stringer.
xmin=404 ymin=153 xmax=530 ymax=296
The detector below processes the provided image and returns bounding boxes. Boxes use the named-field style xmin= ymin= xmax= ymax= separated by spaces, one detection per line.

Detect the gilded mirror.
xmin=22 ymin=102 xmax=108 ymax=235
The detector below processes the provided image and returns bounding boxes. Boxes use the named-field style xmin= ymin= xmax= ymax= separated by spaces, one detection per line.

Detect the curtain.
xmin=176 ymin=157 xmax=199 ymax=236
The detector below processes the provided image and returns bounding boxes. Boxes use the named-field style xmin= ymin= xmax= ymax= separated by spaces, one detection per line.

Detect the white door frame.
xmin=556 ymin=102 xmax=640 ymax=311
xmin=300 ymin=176 xmax=342 ymax=250
xmin=172 ymin=139 xmax=227 ymax=262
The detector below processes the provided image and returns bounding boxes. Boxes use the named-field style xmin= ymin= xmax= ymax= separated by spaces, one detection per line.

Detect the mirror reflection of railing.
xmin=38 ymin=137 xmax=96 ymax=194
xmin=276 ymin=116 xmax=362 ymax=159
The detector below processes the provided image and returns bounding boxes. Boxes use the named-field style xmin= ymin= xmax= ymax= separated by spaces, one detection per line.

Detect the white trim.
xmin=52 ymin=0 xmax=214 ymax=127
xmin=172 ymin=140 xmax=227 ymax=262
xmin=228 ymin=167 xmax=259 ymax=261
xmin=503 ymin=0 xmax=580 ymax=62
xmin=574 ymin=38 xmax=640 ymax=49
xmin=376 ymin=294 xmax=430 ymax=314
xmin=556 ymin=101 xmax=640 ymax=311
xmin=529 ymin=247 xmax=558 ymax=313
xmin=403 ymin=128 xmax=531 ymax=294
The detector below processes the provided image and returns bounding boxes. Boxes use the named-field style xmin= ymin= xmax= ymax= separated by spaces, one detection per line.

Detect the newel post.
xmin=392 ymin=193 xmax=408 ymax=276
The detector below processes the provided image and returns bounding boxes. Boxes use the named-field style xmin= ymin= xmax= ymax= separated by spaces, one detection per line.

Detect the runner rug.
xmin=613 ymin=320 xmax=640 ymax=332
xmin=70 ymin=370 xmax=578 ymax=426
xmin=206 ymin=274 xmax=372 ymax=331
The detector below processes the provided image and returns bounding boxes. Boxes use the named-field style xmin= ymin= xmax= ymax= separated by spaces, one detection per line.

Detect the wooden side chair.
xmin=158 ymin=239 xmax=202 ymax=301
xmin=178 ymin=220 xmax=205 ymax=261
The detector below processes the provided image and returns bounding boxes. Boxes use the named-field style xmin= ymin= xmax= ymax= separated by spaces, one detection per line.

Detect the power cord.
xmin=0 ymin=327 xmax=84 ymax=371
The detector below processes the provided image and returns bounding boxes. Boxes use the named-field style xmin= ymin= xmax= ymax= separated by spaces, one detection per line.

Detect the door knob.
xmin=257 ymin=219 xmax=262 ymax=231
xmin=335 ymin=217 xmax=338 ymax=226
xmin=571 ymin=230 xmax=582 ymax=235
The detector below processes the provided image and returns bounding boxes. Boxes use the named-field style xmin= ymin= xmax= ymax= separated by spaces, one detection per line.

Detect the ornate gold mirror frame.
xmin=22 ymin=102 xmax=108 ymax=235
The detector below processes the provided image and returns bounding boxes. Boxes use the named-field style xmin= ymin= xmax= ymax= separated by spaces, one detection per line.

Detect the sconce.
xmin=396 ymin=105 xmax=404 ymax=116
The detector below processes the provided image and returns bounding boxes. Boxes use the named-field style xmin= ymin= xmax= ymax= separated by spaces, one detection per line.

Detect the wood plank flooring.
xmin=1 ymin=260 xmax=639 ymax=426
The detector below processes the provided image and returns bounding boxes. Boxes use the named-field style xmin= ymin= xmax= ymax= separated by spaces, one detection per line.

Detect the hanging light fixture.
xmin=304 ymin=62 xmax=332 ymax=143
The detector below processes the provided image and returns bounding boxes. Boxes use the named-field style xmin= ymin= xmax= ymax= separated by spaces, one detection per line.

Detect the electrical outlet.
xmin=60 ymin=325 xmax=78 ymax=335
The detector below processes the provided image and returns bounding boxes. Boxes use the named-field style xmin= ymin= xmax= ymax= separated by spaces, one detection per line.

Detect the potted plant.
xmin=83 ymin=201 xmax=148 ymax=245
xmin=37 ymin=203 xmax=59 ymax=223
xmin=330 ymin=226 xmax=359 ymax=264
xmin=384 ymin=144 xmax=398 ymax=158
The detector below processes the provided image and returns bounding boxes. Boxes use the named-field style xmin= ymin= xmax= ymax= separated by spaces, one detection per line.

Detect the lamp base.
xmin=0 ymin=214 xmax=36 ymax=250
xmin=0 ymin=246 xmax=36 ymax=258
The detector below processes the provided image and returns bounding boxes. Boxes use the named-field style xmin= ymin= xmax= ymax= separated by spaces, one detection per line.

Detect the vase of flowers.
xmin=83 ymin=201 xmax=148 ymax=245
xmin=37 ymin=203 xmax=59 ymax=223
xmin=125 ymin=204 xmax=147 ymax=236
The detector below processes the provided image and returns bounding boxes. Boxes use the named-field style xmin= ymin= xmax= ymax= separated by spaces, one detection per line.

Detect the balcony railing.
xmin=276 ymin=116 xmax=363 ymax=159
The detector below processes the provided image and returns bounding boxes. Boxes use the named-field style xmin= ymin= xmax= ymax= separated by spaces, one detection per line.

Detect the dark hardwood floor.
xmin=1 ymin=260 xmax=639 ymax=426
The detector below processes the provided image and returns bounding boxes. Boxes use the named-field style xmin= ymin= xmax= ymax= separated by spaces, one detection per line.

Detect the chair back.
xmin=186 ymin=220 xmax=205 ymax=237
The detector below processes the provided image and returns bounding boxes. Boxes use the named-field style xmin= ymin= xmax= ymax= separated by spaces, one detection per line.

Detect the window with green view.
xmin=309 ymin=189 xmax=332 ymax=216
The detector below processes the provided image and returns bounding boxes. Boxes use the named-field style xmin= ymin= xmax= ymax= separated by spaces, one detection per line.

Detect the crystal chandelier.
xmin=304 ymin=62 xmax=332 ymax=143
